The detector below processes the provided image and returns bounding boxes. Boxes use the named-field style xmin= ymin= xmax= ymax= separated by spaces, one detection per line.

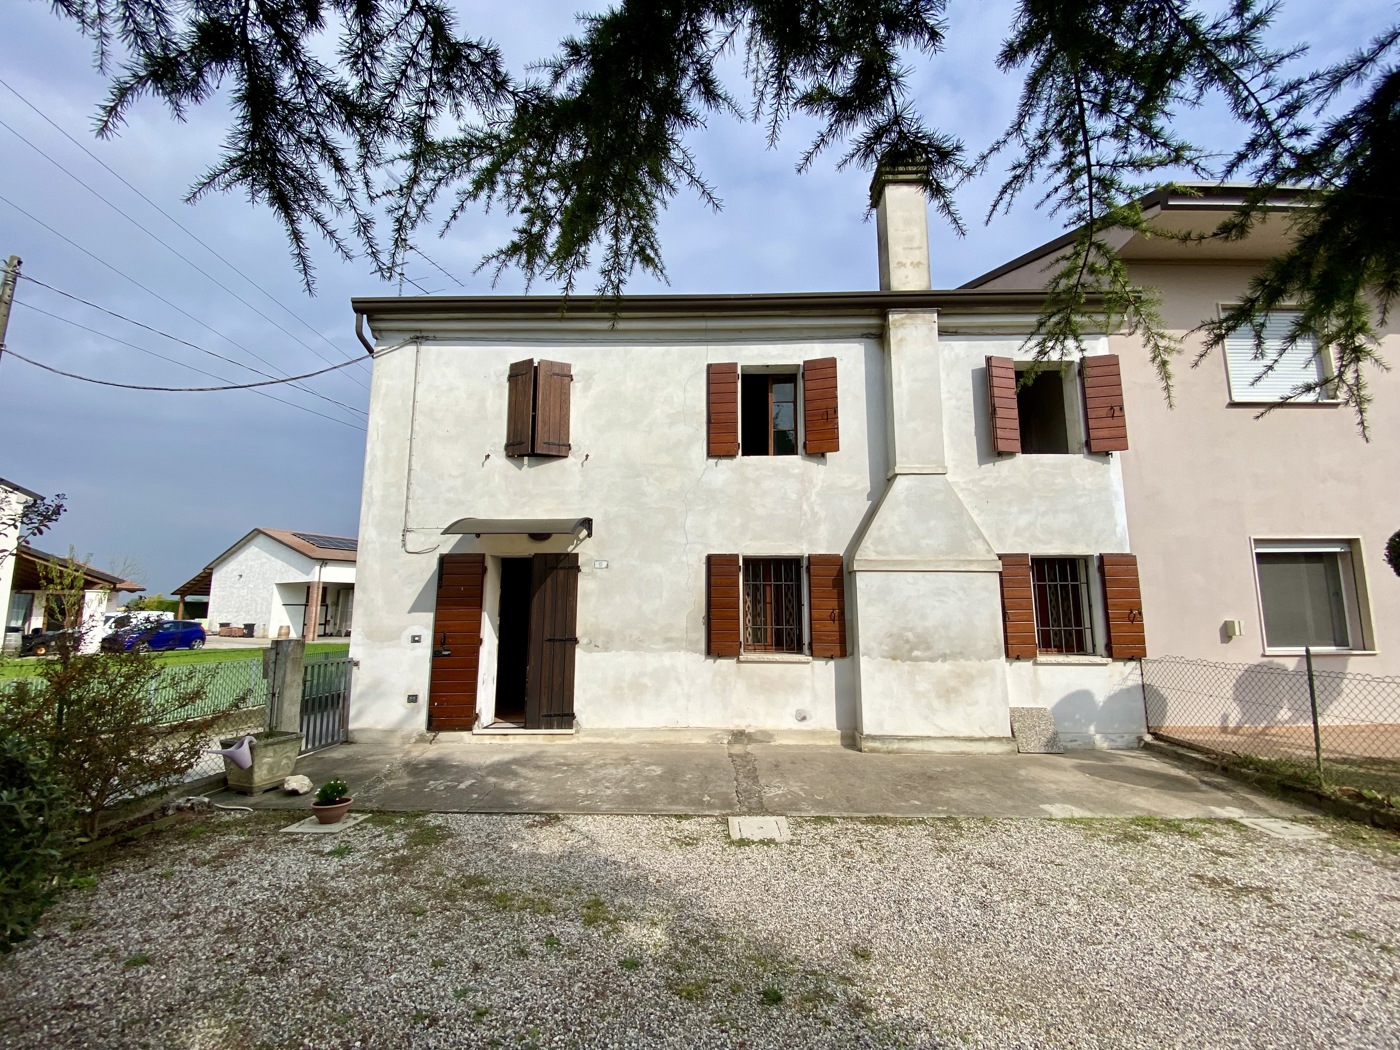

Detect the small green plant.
xmin=316 ymin=779 xmax=350 ymax=806
xmin=0 ymin=733 xmax=74 ymax=952
xmin=326 ymin=843 xmax=353 ymax=858
xmin=124 ymin=952 xmax=152 ymax=968
xmin=761 ymin=986 xmax=784 ymax=1005
xmin=619 ymin=956 xmax=642 ymax=971
xmin=851 ymin=946 xmax=873 ymax=961
xmin=1385 ymin=529 xmax=1400 ymax=578
xmin=543 ymin=934 xmax=561 ymax=948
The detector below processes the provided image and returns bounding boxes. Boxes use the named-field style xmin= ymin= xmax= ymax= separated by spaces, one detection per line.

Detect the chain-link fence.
xmin=1143 ymin=655 xmax=1400 ymax=803
xmin=172 ymin=655 xmax=270 ymax=781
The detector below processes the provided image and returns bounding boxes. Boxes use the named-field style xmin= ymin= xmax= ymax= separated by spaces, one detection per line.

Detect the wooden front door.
xmin=428 ymin=553 xmax=486 ymax=730
xmin=525 ymin=553 xmax=579 ymax=729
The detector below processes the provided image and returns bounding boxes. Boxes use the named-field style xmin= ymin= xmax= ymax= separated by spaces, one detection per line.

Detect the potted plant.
xmin=220 ymin=730 xmax=304 ymax=795
xmin=311 ymin=778 xmax=353 ymax=824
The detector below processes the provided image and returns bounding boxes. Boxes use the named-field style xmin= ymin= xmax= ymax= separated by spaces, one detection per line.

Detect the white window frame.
xmin=1250 ymin=537 xmax=1375 ymax=655
xmin=1219 ymin=306 xmax=1340 ymax=405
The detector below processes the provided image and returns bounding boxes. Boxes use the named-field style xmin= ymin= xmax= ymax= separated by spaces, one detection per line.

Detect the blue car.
xmin=101 ymin=620 xmax=207 ymax=653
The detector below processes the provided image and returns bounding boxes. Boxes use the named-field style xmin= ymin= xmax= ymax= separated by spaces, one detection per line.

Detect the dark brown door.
xmin=525 ymin=553 xmax=579 ymax=729
xmin=428 ymin=553 xmax=486 ymax=730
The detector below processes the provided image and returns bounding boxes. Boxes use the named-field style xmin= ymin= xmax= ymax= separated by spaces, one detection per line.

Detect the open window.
xmin=707 ymin=359 xmax=839 ymax=457
xmin=987 ymin=354 xmax=1127 ymax=455
xmin=1016 ymin=366 xmax=1071 ymax=455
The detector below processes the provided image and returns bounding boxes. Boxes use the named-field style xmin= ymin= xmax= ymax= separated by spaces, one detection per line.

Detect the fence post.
xmin=1304 ymin=646 xmax=1324 ymax=783
xmin=267 ymin=638 xmax=307 ymax=737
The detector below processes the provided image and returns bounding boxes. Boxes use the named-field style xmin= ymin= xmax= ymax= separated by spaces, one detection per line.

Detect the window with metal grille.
xmin=743 ymin=558 xmax=803 ymax=652
xmin=1031 ymin=557 xmax=1095 ymax=655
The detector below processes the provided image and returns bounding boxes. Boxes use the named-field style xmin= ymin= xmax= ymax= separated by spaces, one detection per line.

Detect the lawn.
xmin=0 ymin=642 xmax=349 ymax=681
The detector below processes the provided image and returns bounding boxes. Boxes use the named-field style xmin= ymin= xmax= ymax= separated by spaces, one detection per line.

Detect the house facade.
xmin=964 ymin=185 xmax=1400 ymax=729
xmin=173 ymin=528 xmax=356 ymax=640
xmin=0 ymin=475 xmax=38 ymax=653
xmin=347 ymin=172 xmax=1149 ymax=749
xmin=6 ymin=544 xmax=143 ymax=653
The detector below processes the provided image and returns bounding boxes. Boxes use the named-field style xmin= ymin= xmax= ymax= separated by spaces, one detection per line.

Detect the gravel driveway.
xmin=1 ymin=812 xmax=1397 ymax=1049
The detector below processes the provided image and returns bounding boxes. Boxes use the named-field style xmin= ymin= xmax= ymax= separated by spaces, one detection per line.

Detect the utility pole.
xmin=0 ymin=255 xmax=21 ymax=364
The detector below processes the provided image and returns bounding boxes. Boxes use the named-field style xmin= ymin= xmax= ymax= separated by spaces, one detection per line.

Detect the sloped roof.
xmin=171 ymin=527 xmax=357 ymax=596
xmin=13 ymin=544 xmax=144 ymax=593
xmin=0 ymin=475 xmax=41 ymax=500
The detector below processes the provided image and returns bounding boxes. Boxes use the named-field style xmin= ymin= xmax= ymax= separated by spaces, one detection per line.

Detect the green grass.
xmin=0 ymin=641 xmax=348 ymax=680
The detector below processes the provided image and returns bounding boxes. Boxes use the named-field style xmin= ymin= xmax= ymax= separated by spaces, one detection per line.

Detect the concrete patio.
xmin=215 ymin=736 xmax=1307 ymax=819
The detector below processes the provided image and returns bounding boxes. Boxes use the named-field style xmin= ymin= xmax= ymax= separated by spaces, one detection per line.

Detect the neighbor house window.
xmin=1031 ymin=557 xmax=1095 ymax=654
xmin=1224 ymin=311 xmax=1331 ymax=403
xmin=1016 ymin=366 xmax=1071 ymax=454
xmin=741 ymin=373 xmax=798 ymax=456
xmin=742 ymin=558 xmax=803 ymax=652
xmin=1254 ymin=541 xmax=1365 ymax=650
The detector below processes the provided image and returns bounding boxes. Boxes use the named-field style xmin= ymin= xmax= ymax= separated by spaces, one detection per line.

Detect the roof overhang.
xmin=442 ymin=517 xmax=594 ymax=540
xmin=172 ymin=566 xmax=214 ymax=598
xmin=12 ymin=545 xmax=144 ymax=593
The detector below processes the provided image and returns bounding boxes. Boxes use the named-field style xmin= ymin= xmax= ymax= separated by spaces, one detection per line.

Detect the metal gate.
xmin=301 ymin=654 xmax=351 ymax=753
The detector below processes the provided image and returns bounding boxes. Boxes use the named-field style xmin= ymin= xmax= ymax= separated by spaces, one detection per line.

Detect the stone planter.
xmin=222 ymin=730 xmax=303 ymax=795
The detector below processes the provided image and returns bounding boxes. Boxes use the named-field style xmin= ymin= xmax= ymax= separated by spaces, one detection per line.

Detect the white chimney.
xmin=873 ymin=168 xmax=931 ymax=291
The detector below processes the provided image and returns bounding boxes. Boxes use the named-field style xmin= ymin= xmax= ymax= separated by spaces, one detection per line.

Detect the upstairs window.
xmin=505 ymin=359 xmax=573 ymax=457
xmin=741 ymin=373 xmax=798 ymax=456
xmin=1224 ymin=311 xmax=1331 ymax=403
xmin=1016 ymin=366 xmax=1071 ymax=454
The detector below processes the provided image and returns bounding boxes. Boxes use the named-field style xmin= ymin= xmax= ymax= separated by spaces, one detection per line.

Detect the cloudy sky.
xmin=0 ymin=1 xmax=1386 ymax=596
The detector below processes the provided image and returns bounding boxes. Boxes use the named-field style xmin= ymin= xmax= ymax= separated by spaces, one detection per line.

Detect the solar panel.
xmin=293 ymin=532 xmax=358 ymax=552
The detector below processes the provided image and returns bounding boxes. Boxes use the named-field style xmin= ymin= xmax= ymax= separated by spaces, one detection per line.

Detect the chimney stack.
xmin=871 ymin=164 xmax=931 ymax=291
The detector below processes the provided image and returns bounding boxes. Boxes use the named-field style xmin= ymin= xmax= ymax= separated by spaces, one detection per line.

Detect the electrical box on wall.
xmin=407 ymin=693 xmax=419 ymax=704
xmin=1222 ymin=619 xmax=1243 ymax=639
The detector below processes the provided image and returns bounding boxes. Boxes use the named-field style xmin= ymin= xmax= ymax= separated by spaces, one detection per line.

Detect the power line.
xmin=0 ymin=117 xmax=372 ymax=406
xmin=10 ymin=299 xmax=366 ymax=431
xmin=16 ymin=272 xmax=367 ymax=418
xmin=0 ymin=195 xmax=366 ymax=421
xmin=0 ymin=76 xmax=371 ymax=390
xmin=4 ymin=344 xmax=365 ymax=392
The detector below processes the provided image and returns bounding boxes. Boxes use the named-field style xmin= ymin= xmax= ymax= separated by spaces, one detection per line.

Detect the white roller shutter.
xmin=1224 ymin=311 xmax=1328 ymax=403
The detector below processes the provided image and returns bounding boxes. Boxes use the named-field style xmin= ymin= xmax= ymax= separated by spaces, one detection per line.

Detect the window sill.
xmin=1262 ymin=648 xmax=1377 ymax=658
xmin=1033 ymin=654 xmax=1112 ymax=666
xmin=738 ymin=652 xmax=812 ymax=664
xmin=1227 ymin=399 xmax=1342 ymax=407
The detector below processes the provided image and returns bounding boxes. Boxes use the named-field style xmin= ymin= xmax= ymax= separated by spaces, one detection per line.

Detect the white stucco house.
xmin=345 ymin=169 xmax=1149 ymax=749
xmin=1 ymin=475 xmax=39 ymax=653
xmin=6 ymin=544 xmax=144 ymax=654
xmin=173 ymin=528 xmax=356 ymax=640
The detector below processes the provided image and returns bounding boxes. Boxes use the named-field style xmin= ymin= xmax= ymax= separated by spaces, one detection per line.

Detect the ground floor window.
xmin=1031 ymin=557 xmax=1094 ymax=655
xmin=743 ymin=557 xmax=803 ymax=653
xmin=1254 ymin=540 xmax=1364 ymax=650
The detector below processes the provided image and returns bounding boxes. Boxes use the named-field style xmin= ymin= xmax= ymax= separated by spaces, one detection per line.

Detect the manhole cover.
xmin=728 ymin=816 xmax=790 ymax=842
xmin=1236 ymin=817 xmax=1329 ymax=841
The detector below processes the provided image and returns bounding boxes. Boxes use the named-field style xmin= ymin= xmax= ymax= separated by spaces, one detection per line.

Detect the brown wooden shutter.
xmin=986 ymin=356 xmax=1021 ymax=454
xmin=526 ymin=553 xmax=579 ymax=728
xmin=706 ymin=554 xmax=741 ymax=656
xmin=999 ymin=554 xmax=1037 ymax=659
xmin=807 ymin=554 xmax=848 ymax=658
xmin=802 ymin=357 xmax=840 ymax=455
xmin=1100 ymin=553 xmax=1147 ymax=659
xmin=1082 ymin=354 xmax=1129 ymax=453
xmin=707 ymin=363 xmax=739 ymax=457
xmin=505 ymin=358 xmax=535 ymax=457
xmin=532 ymin=360 xmax=573 ymax=457
xmin=427 ymin=553 xmax=486 ymax=730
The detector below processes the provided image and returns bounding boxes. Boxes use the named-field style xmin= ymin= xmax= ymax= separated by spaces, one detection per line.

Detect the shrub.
xmin=0 ymin=649 xmax=245 ymax=837
xmin=1386 ymin=530 xmax=1400 ymax=578
xmin=316 ymin=779 xmax=350 ymax=805
xmin=0 ymin=733 xmax=73 ymax=952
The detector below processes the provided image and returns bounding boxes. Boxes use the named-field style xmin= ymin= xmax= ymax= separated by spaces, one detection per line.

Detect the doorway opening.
xmin=493 ymin=557 xmax=533 ymax=725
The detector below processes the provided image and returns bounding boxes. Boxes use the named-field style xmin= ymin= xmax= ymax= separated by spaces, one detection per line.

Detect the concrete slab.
xmin=210 ymin=740 xmax=1309 ymax=820
xmin=728 ymin=816 xmax=791 ymax=841
xmin=1236 ymin=817 xmax=1330 ymax=841
xmin=278 ymin=813 xmax=371 ymax=835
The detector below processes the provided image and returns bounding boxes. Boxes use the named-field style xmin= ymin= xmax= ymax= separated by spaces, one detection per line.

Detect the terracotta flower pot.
xmin=311 ymin=797 xmax=354 ymax=824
